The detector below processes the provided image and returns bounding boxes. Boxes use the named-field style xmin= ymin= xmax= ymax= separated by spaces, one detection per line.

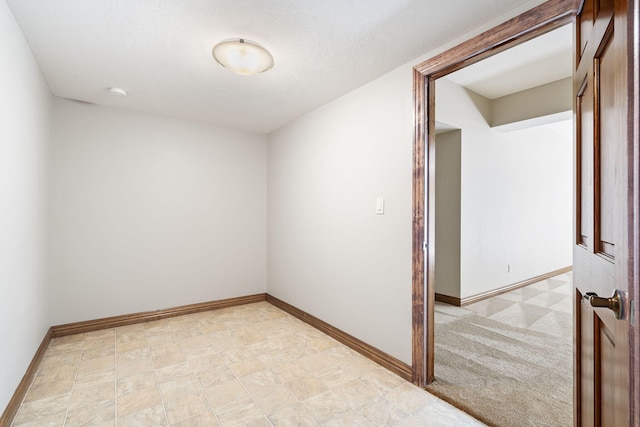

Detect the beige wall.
xmin=267 ymin=65 xmax=414 ymax=363
xmin=0 ymin=0 xmax=52 ymax=411
xmin=435 ymin=130 xmax=462 ymax=298
xmin=49 ymin=98 xmax=268 ymax=325
xmin=491 ymin=77 xmax=572 ymax=129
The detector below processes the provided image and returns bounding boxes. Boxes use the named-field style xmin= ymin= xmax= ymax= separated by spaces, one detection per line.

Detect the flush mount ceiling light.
xmin=108 ymin=87 xmax=127 ymax=97
xmin=212 ymin=38 xmax=274 ymax=76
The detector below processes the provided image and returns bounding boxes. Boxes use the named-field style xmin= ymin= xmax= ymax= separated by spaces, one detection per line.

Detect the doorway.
xmin=410 ymin=0 xmax=578 ymax=387
xmin=411 ymin=0 xmax=640 ymax=425
xmin=427 ymin=20 xmax=575 ymax=424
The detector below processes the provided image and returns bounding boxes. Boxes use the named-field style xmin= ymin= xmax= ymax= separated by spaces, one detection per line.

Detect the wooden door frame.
xmin=629 ymin=1 xmax=639 ymax=425
xmin=412 ymin=0 xmax=640 ymax=421
xmin=411 ymin=0 xmax=579 ymax=386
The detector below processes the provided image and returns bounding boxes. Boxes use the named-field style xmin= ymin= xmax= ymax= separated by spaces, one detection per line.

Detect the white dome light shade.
xmin=212 ymin=39 xmax=274 ymax=76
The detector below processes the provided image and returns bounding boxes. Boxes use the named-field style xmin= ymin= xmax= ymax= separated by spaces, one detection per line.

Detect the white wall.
xmin=0 ymin=0 xmax=52 ymax=412
xmin=437 ymin=78 xmax=572 ymax=299
xmin=49 ymin=98 xmax=267 ymax=325
xmin=268 ymin=66 xmax=413 ymax=363
xmin=265 ymin=0 xmax=547 ymax=367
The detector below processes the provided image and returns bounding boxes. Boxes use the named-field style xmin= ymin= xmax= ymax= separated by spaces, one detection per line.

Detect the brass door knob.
xmin=588 ymin=289 xmax=624 ymax=319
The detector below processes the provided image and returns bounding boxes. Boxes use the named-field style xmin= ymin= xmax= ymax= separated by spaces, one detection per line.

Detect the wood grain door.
xmin=574 ymin=0 xmax=632 ymax=425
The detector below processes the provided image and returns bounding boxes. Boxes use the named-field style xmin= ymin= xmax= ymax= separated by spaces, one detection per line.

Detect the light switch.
xmin=376 ymin=197 xmax=384 ymax=215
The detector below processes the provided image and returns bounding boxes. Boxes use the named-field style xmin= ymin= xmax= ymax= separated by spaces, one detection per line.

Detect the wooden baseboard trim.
xmin=459 ymin=266 xmax=573 ymax=306
xmin=435 ymin=293 xmax=462 ymax=306
xmin=0 ymin=328 xmax=52 ymax=427
xmin=265 ymin=294 xmax=412 ymax=381
xmin=51 ymin=293 xmax=267 ymax=337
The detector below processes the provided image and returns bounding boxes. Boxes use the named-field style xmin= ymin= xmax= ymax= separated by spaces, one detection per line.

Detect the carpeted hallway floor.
xmin=427 ymin=271 xmax=573 ymax=427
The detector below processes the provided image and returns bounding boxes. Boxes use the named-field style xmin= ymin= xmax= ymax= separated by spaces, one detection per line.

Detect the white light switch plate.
xmin=376 ymin=197 xmax=384 ymax=215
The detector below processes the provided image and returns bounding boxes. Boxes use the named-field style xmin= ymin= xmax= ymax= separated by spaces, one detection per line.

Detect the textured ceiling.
xmin=7 ymin=0 xmax=549 ymax=133
xmin=446 ymin=24 xmax=573 ymax=99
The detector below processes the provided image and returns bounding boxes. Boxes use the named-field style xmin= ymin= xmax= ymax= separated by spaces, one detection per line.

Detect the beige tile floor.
xmin=11 ymin=302 xmax=485 ymax=426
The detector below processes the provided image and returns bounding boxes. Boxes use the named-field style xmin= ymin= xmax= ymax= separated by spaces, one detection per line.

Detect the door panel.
xmin=594 ymin=27 xmax=618 ymax=259
xmin=579 ymin=293 xmax=596 ymax=426
xmin=598 ymin=319 xmax=616 ymax=423
xmin=577 ymin=76 xmax=593 ymax=248
xmin=574 ymin=0 xmax=631 ymax=425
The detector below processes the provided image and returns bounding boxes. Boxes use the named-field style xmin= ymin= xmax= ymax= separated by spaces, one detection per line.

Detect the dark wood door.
xmin=574 ymin=0 xmax=632 ymax=425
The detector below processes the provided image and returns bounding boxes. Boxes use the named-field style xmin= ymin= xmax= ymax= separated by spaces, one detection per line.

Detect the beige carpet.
xmin=427 ymin=272 xmax=573 ymax=427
